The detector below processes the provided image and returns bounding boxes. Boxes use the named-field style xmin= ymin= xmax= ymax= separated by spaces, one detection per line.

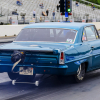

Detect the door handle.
xmin=91 ymin=46 xmax=94 ymax=49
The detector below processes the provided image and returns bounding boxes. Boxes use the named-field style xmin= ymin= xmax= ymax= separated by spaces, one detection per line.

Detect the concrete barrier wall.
xmin=0 ymin=23 xmax=100 ymax=37
xmin=90 ymin=22 xmax=100 ymax=30
xmin=0 ymin=25 xmax=27 ymax=37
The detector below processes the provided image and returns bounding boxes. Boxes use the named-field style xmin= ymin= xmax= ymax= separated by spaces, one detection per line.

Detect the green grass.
xmin=86 ymin=0 xmax=100 ymax=5
xmin=73 ymin=0 xmax=100 ymax=9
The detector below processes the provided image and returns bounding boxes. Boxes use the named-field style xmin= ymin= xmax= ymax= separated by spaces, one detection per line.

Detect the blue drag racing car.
xmin=0 ymin=22 xmax=99 ymax=84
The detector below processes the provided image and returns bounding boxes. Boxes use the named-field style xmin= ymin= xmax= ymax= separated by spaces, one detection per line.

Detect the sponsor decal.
xmin=66 ymin=39 xmax=74 ymax=43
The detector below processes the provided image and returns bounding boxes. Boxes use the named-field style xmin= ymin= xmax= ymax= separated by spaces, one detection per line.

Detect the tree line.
xmin=86 ymin=0 xmax=100 ymax=5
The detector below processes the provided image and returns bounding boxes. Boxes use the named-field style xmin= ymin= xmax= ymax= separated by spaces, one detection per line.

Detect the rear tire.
xmin=8 ymin=72 xmax=36 ymax=81
xmin=7 ymin=72 xmax=19 ymax=80
xmin=27 ymin=74 xmax=36 ymax=82
xmin=74 ymin=63 xmax=86 ymax=83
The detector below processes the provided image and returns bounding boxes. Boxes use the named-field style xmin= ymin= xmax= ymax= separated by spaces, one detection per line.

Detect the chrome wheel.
xmin=74 ymin=63 xmax=85 ymax=83
xmin=77 ymin=65 xmax=85 ymax=81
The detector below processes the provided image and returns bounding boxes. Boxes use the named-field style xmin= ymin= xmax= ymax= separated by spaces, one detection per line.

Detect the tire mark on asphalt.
xmin=6 ymin=70 xmax=100 ymax=100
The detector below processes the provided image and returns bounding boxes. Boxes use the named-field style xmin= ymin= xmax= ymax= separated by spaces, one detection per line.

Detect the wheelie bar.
xmin=12 ymin=80 xmax=39 ymax=86
xmin=12 ymin=75 xmax=53 ymax=86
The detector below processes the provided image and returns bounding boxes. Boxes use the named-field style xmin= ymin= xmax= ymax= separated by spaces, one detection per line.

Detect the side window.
xmin=91 ymin=26 xmax=99 ymax=39
xmin=85 ymin=27 xmax=96 ymax=41
xmin=82 ymin=31 xmax=87 ymax=41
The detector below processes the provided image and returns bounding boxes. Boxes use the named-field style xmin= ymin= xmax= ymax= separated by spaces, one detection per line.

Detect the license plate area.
xmin=19 ymin=67 xmax=33 ymax=75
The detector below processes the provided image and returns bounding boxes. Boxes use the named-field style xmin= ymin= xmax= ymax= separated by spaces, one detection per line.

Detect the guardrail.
xmin=0 ymin=15 xmax=65 ymax=24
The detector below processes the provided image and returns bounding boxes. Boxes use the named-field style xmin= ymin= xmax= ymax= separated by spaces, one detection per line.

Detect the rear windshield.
xmin=15 ymin=28 xmax=77 ymax=43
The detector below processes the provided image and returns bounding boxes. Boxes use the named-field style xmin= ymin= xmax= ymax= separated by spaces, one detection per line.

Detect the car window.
xmin=15 ymin=28 xmax=77 ymax=43
xmin=91 ymin=26 xmax=99 ymax=39
xmin=85 ymin=26 xmax=96 ymax=41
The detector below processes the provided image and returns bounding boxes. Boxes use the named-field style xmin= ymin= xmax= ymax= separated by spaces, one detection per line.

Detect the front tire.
xmin=74 ymin=63 xmax=86 ymax=83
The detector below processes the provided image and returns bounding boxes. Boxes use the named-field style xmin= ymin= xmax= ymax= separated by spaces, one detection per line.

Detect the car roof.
xmin=23 ymin=22 xmax=94 ymax=31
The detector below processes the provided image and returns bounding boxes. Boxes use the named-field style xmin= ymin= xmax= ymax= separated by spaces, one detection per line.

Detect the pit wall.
xmin=90 ymin=22 xmax=100 ymax=30
xmin=0 ymin=25 xmax=27 ymax=37
xmin=0 ymin=23 xmax=100 ymax=37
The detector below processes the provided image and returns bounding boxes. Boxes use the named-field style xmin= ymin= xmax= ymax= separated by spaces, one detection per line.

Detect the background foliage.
xmin=86 ymin=0 xmax=100 ymax=5
xmin=73 ymin=0 xmax=100 ymax=9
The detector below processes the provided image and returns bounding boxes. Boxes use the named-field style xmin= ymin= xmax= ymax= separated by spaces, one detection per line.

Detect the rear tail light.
xmin=60 ymin=52 xmax=64 ymax=60
xmin=59 ymin=52 xmax=65 ymax=64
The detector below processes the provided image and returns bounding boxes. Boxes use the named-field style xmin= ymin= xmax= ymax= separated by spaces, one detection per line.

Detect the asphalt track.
xmin=1 ymin=70 xmax=100 ymax=100
xmin=1 ymin=38 xmax=100 ymax=100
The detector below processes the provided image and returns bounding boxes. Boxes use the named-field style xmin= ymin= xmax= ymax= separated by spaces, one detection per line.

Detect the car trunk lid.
xmin=0 ymin=42 xmax=71 ymax=71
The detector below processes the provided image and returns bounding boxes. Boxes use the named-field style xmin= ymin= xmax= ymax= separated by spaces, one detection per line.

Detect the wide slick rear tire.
xmin=8 ymin=72 xmax=36 ymax=81
xmin=7 ymin=72 xmax=19 ymax=80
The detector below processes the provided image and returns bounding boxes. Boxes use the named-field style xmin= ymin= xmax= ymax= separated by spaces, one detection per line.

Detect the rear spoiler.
xmin=0 ymin=49 xmax=60 ymax=54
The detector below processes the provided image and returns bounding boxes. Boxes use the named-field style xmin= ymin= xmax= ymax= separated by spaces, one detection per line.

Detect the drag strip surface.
xmin=0 ymin=70 xmax=100 ymax=100
xmin=1 ymin=42 xmax=100 ymax=100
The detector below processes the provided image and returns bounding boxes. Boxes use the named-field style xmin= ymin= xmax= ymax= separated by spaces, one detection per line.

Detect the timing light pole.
xmin=59 ymin=0 xmax=72 ymax=22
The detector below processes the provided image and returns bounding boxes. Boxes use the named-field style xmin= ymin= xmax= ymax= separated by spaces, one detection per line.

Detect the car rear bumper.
xmin=0 ymin=62 xmax=79 ymax=75
xmin=33 ymin=65 xmax=68 ymax=75
xmin=0 ymin=64 xmax=74 ymax=75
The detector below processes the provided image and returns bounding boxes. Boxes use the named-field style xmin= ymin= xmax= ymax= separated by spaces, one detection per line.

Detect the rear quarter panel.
xmin=64 ymin=26 xmax=92 ymax=75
